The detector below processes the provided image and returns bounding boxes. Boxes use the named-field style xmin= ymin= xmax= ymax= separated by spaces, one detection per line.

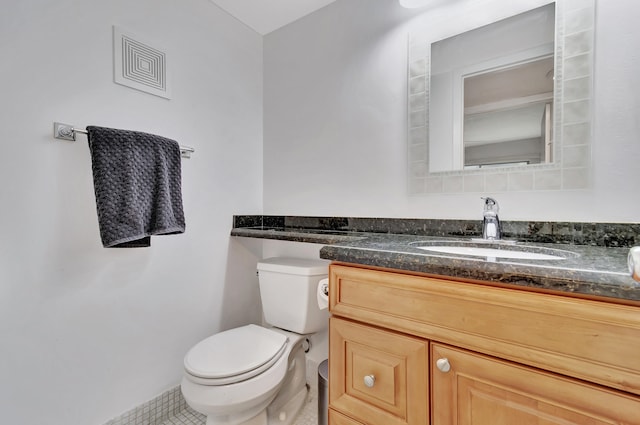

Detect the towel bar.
xmin=53 ymin=122 xmax=195 ymax=158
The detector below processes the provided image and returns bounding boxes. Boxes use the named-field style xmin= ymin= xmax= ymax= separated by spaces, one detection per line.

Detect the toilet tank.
xmin=257 ymin=257 xmax=329 ymax=334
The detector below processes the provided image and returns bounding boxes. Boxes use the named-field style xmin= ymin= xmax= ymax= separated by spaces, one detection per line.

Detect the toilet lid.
xmin=184 ymin=325 xmax=288 ymax=382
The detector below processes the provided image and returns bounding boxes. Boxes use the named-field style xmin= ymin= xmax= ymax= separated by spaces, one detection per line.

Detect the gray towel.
xmin=87 ymin=126 xmax=185 ymax=248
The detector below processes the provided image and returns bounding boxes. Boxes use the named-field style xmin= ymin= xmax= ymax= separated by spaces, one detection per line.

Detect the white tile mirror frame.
xmin=407 ymin=0 xmax=595 ymax=194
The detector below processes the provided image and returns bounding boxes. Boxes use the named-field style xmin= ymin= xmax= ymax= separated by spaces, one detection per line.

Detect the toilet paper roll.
xmin=317 ymin=278 xmax=329 ymax=310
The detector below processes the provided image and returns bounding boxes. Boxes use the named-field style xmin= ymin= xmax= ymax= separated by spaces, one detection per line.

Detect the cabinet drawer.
xmin=329 ymin=317 xmax=428 ymax=425
xmin=329 ymin=264 xmax=640 ymax=395
xmin=432 ymin=343 xmax=640 ymax=425
xmin=329 ymin=408 xmax=364 ymax=425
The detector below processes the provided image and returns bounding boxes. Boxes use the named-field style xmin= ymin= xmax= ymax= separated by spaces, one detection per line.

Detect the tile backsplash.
xmin=233 ymin=216 xmax=640 ymax=248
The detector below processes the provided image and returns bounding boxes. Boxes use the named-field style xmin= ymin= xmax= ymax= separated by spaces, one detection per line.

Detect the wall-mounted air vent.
xmin=113 ymin=26 xmax=171 ymax=99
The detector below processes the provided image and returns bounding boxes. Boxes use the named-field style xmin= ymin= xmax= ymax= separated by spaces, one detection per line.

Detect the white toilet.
xmin=181 ymin=257 xmax=329 ymax=425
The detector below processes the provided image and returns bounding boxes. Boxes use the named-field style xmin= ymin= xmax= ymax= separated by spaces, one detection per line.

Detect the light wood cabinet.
xmin=432 ymin=343 xmax=639 ymax=425
xmin=329 ymin=317 xmax=428 ymax=425
xmin=328 ymin=264 xmax=640 ymax=425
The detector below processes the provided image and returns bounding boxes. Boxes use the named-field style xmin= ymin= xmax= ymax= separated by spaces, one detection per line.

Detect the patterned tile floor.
xmin=161 ymin=389 xmax=319 ymax=425
xmin=160 ymin=407 xmax=205 ymax=425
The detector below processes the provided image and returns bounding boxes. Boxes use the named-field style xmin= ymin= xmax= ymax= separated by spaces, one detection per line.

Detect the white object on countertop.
xmin=628 ymin=247 xmax=640 ymax=283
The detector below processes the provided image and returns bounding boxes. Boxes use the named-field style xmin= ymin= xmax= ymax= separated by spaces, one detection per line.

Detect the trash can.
xmin=318 ymin=359 xmax=329 ymax=425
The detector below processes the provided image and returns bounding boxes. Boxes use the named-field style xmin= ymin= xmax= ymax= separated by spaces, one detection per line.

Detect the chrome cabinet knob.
xmin=364 ymin=374 xmax=376 ymax=388
xmin=436 ymin=358 xmax=451 ymax=373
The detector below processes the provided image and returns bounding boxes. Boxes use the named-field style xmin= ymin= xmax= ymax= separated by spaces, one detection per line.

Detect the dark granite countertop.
xmin=319 ymin=234 xmax=639 ymax=302
xmin=231 ymin=216 xmax=640 ymax=303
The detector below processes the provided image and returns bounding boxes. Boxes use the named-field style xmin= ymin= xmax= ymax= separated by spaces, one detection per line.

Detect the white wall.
xmin=263 ymin=0 xmax=640 ymax=222
xmin=0 ymin=1 xmax=263 ymax=424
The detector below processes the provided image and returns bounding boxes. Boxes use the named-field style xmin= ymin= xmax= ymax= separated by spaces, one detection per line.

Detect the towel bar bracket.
xmin=54 ymin=122 xmax=77 ymax=141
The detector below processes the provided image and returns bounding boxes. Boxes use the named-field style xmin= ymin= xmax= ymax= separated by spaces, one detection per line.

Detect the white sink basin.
xmin=410 ymin=241 xmax=577 ymax=261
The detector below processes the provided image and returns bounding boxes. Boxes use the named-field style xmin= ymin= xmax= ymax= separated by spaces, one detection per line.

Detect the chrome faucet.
xmin=481 ymin=197 xmax=501 ymax=240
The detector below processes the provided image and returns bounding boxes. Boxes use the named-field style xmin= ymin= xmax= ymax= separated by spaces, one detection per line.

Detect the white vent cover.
xmin=113 ymin=26 xmax=171 ymax=99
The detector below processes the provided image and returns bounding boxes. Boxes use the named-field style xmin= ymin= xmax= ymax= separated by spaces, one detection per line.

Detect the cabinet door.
xmin=329 ymin=317 xmax=429 ymax=425
xmin=432 ymin=343 xmax=640 ymax=425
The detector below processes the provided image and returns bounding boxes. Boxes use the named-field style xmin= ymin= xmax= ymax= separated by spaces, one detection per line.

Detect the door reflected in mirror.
xmin=463 ymin=56 xmax=554 ymax=169
xmin=429 ymin=3 xmax=556 ymax=172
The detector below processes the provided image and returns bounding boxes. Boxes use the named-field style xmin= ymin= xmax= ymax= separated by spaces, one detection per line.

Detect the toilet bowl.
xmin=182 ymin=325 xmax=307 ymax=425
xmin=181 ymin=257 xmax=329 ymax=425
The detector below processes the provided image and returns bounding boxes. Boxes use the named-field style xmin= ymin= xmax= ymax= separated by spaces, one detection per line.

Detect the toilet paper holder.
xmin=317 ymin=278 xmax=329 ymax=310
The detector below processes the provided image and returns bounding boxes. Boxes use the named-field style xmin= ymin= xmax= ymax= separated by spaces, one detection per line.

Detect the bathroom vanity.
xmin=231 ymin=215 xmax=640 ymax=424
xmin=327 ymin=263 xmax=639 ymax=425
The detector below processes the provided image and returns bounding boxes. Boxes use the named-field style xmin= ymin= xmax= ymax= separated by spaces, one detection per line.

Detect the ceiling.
xmin=209 ymin=0 xmax=339 ymax=35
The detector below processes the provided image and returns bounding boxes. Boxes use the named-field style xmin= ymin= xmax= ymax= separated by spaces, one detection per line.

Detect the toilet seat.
xmin=184 ymin=324 xmax=289 ymax=386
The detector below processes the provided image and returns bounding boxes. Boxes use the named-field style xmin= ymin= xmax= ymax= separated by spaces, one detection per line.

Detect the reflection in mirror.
xmin=464 ymin=57 xmax=554 ymax=169
xmin=408 ymin=0 xmax=595 ymax=194
xmin=430 ymin=4 xmax=555 ymax=172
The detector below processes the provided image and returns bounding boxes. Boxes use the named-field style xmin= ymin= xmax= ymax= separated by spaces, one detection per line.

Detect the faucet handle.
xmin=481 ymin=197 xmax=499 ymax=213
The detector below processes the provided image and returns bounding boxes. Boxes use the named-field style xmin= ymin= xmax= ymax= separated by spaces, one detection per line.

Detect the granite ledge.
xmin=230 ymin=227 xmax=366 ymax=244
xmin=231 ymin=217 xmax=640 ymax=303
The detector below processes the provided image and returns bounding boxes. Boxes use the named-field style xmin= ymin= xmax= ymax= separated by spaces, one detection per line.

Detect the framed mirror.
xmin=408 ymin=0 xmax=595 ymax=194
